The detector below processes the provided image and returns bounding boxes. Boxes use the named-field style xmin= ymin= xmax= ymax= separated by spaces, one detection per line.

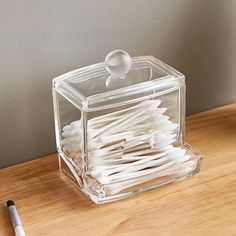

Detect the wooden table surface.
xmin=0 ymin=104 xmax=236 ymax=236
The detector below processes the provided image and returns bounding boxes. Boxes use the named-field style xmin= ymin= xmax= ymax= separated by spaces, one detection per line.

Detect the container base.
xmin=58 ymin=143 xmax=202 ymax=204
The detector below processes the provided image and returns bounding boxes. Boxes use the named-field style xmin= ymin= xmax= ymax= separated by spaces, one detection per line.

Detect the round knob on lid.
xmin=105 ymin=50 xmax=132 ymax=78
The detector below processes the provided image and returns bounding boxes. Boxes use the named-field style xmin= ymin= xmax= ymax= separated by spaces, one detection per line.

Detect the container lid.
xmin=53 ymin=50 xmax=184 ymax=111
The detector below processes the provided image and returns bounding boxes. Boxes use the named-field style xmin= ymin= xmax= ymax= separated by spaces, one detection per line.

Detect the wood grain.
xmin=0 ymin=104 xmax=236 ymax=236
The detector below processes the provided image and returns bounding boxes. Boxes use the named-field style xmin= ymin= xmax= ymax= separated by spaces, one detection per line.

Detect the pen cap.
xmin=8 ymin=205 xmax=22 ymax=228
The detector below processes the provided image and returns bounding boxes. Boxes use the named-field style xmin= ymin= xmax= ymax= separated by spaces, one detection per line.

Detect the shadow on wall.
xmin=168 ymin=1 xmax=236 ymax=115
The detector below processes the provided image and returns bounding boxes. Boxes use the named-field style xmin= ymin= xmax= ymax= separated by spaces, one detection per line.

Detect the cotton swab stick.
xmin=104 ymin=165 xmax=194 ymax=195
xmin=90 ymin=146 xmax=191 ymax=180
xmin=90 ymin=100 xmax=161 ymax=123
xmin=97 ymin=160 xmax=194 ymax=185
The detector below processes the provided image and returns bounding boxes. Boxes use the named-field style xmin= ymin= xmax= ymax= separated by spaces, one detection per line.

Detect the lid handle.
xmin=105 ymin=50 xmax=132 ymax=79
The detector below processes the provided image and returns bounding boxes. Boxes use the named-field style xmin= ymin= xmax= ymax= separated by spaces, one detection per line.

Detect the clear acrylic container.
xmin=52 ymin=50 xmax=202 ymax=204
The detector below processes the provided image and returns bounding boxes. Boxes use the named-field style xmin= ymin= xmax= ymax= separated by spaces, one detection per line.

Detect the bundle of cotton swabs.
xmin=62 ymin=100 xmax=195 ymax=194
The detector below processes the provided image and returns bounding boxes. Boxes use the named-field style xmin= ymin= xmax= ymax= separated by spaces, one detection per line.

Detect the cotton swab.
xmin=104 ymin=165 xmax=194 ymax=195
xmin=60 ymin=99 xmax=193 ymax=195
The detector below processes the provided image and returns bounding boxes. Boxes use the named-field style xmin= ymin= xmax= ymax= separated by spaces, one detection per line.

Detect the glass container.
xmin=52 ymin=50 xmax=202 ymax=204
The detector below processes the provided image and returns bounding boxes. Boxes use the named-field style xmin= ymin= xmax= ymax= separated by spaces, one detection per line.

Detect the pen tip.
xmin=7 ymin=200 xmax=15 ymax=207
